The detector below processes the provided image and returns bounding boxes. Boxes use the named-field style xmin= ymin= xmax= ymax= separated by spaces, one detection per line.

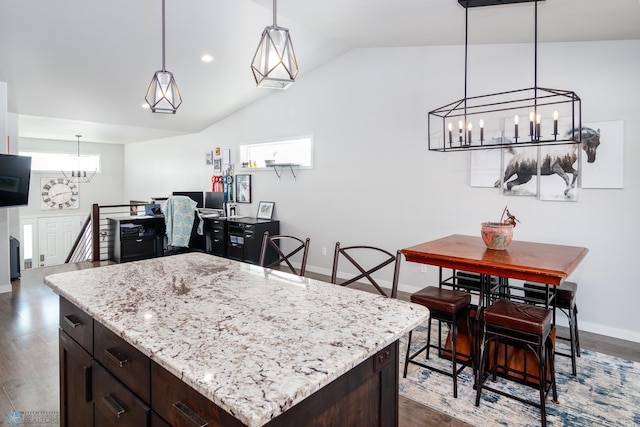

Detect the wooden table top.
xmin=401 ymin=234 xmax=588 ymax=285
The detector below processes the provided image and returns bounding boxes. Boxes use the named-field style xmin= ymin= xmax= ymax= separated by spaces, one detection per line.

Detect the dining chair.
xmin=524 ymin=280 xmax=580 ymax=375
xmin=475 ymin=299 xmax=558 ymax=427
xmin=330 ymin=242 xmax=400 ymax=298
xmin=259 ymin=231 xmax=310 ymax=277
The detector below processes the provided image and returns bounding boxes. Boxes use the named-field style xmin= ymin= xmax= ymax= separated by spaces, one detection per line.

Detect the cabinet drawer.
xmin=93 ymin=363 xmax=150 ymax=427
xmin=121 ymin=238 xmax=156 ymax=262
xmin=94 ymin=321 xmax=151 ymax=404
xmin=151 ymin=362 xmax=244 ymax=427
xmin=60 ymin=297 xmax=93 ymax=354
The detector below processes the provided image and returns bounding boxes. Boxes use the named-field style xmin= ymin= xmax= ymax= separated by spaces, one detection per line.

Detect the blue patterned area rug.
xmin=399 ymin=325 xmax=640 ymax=427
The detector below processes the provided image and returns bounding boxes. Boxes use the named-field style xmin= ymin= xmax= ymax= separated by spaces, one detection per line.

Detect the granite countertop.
xmin=44 ymin=253 xmax=428 ymax=427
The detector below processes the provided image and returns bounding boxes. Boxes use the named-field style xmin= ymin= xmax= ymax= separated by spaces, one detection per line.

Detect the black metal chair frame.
xmin=475 ymin=305 xmax=558 ymax=427
xmin=330 ymin=243 xmax=400 ymax=298
xmin=524 ymin=281 xmax=580 ymax=375
xmin=259 ymin=231 xmax=310 ymax=277
xmin=403 ymin=301 xmax=472 ymax=398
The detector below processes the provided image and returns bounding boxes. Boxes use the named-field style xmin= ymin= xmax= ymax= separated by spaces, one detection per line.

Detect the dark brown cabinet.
xmin=109 ymin=216 xmax=165 ymax=263
xmin=217 ymin=218 xmax=279 ymax=265
xmin=58 ymin=297 xmax=401 ymax=427
xmin=59 ymin=329 xmax=94 ymax=427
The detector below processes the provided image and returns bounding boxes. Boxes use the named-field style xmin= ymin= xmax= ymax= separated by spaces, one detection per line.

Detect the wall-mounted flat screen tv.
xmin=0 ymin=154 xmax=32 ymax=208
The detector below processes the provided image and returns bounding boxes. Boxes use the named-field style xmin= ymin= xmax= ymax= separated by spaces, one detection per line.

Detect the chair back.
xmin=259 ymin=231 xmax=310 ymax=276
xmin=331 ymin=242 xmax=401 ymax=298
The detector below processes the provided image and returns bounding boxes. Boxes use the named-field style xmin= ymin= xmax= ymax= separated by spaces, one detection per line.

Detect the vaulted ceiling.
xmin=1 ymin=0 xmax=639 ymax=144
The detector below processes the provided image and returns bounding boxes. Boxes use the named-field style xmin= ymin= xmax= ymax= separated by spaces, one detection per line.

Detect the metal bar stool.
xmin=475 ymin=299 xmax=558 ymax=427
xmin=524 ymin=281 xmax=580 ymax=375
xmin=403 ymin=286 xmax=472 ymax=398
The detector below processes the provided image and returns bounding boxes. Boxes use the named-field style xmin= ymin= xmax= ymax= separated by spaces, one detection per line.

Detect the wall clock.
xmin=41 ymin=178 xmax=79 ymax=210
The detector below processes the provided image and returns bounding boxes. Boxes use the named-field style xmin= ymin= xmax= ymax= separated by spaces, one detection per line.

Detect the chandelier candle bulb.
xmin=536 ymin=113 xmax=541 ymax=140
xmin=448 ymin=122 xmax=453 ymax=145
xmin=479 ymin=119 xmax=484 ymax=143
xmin=514 ymin=115 xmax=519 ymax=140
xmin=468 ymin=122 xmax=472 ymax=145
xmin=529 ymin=111 xmax=535 ymax=138
xmin=553 ymin=110 xmax=559 ymax=137
xmin=459 ymin=120 xmax=463 ymax=143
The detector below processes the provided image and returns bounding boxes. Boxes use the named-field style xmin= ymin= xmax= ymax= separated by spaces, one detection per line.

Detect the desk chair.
xmin=330 ymin=243 xmax=400 ymax=298
xmin=163 ymin=195 xmax=205 ymax=255
xmin=259 ymin=232 xmax=310 ymax=277
xmin=524 ymin=281 xmax=580 ymax=375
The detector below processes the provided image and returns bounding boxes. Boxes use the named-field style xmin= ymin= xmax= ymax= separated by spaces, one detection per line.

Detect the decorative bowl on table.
xmin=480 ymin=222 xmax=513 ymax=250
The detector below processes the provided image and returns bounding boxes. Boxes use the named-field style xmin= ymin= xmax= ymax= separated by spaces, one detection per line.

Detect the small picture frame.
xmin=235 ymin=174 xmax=251 ymax=203
xmin=226 ymin=202 xmax=238 ymax=218
xmin=257 ymin=201 xmax=275 ymax=219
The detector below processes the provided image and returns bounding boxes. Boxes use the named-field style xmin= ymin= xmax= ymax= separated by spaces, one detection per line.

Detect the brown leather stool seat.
xmin=476 ymin=299 xmax=557 ymax=427
xmin=404 ymin=286 xmax=472 ymax=398
xmin=524 ymin=281 xmax=580 ymax=375
xmin=411 ymin=287 xmax=471 ymax=313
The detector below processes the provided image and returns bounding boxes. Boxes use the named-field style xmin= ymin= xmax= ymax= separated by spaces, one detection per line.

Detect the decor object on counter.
xmin=145 ymin=0 xmax=182 ymax=113
xmin=251 ymin=0 xmax=298 ymax=89
xmin=428 ymin=0 xmax=580 ymax=152
xmin=257 ymin=201 xmax=275 ymax=219
xmin=480 ymin=206 xmax=518 ymax=250
xmin=235 ymin=174 xmax=251 ymax=203
xmin=61 ymin=135 xmax=96 ymax=183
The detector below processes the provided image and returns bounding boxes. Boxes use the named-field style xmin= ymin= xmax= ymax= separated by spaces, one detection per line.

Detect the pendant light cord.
xmin=273 ymin=0 xmax=277 ymax=27
xmin=161 ymin=0 xmax=166 ymax=72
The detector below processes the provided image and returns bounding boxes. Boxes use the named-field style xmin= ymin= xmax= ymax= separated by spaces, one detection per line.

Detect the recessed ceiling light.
xmin=201 ymin=54 xmax=214 ymax=63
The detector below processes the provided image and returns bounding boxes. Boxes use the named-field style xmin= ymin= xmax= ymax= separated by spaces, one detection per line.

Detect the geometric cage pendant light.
xmin=61 ymin=135 xmax=96 ymax=184
xmin=428 ymin=0 xmax=581 ymax=152
xmin=145 ymin=0 xmax=182 ymax=113
xmin=251 ymin=0 xmax=299 ymax=89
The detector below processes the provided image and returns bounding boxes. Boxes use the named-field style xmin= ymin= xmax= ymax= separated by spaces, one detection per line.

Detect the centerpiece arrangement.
xmin=481 ymin=206 xmax=519 ymax=250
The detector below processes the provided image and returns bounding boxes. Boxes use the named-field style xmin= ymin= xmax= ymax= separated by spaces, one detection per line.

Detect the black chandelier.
xmin=428 ymin=0 xmax=581 ymax=152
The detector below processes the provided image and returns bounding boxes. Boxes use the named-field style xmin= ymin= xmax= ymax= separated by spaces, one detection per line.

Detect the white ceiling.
xmin=1 ymin=0 xmax=639 ymax=145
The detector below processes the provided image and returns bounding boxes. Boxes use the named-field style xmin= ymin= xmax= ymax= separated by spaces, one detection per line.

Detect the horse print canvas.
xmin=470 ymin=120 xmax=619 ymax=200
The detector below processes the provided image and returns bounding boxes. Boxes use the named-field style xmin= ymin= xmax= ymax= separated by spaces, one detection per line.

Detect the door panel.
xmin=38 ymin=215 xmax=83 ymax=267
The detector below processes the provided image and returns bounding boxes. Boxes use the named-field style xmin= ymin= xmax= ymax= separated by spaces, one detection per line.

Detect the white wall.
xmin=19 ymin=137 xmax=126 ymax=217
xmin=124 ymin=40 xmax=640 ymax=342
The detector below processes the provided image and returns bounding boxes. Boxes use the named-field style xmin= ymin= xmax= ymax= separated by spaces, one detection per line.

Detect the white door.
xmin=37 ymin=215 xmax=83 ymax=267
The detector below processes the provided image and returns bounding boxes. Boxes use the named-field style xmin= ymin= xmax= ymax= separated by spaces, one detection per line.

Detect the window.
xmin=239 ymin=136 xmax=313 ymax=169
xmin=19 ymin=151 xmax=101 ymax=173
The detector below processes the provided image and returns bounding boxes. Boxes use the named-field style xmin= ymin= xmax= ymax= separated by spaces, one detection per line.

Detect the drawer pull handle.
xmin=173 ymin=401 xmax=208 ymax=427
xmin=136 ymin=239 xmax=143 ymax=242
xmin=63 ymin=315 xmax=81 ymax=328
xmin=103 ymin=394 xmax=126 ymax=418
xmin=83 ymin=366 xmax=92 ymax=403
xmin=104 ymin=348 xmax=128 ymax=367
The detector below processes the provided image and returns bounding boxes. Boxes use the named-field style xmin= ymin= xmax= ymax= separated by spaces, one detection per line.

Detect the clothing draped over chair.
xmin=163 ymin=196 xmax=203 ymax=248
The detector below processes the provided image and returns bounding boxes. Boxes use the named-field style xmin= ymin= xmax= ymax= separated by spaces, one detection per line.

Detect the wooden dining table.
xmin=400 ymin=234 xmax=589 ymax=380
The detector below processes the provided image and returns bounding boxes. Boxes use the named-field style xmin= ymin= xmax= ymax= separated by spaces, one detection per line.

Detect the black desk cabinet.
xmin=109 ymin=216 xmax=165 ymax=263
xmin=204 ymin=217 xmax=279 ymax=265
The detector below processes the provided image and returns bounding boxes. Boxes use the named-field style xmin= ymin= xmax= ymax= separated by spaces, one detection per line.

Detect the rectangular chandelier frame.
xmin=428 ymin=0 xmax=581 ymax=153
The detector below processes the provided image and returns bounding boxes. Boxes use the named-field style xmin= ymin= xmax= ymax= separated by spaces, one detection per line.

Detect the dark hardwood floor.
xmin=1 ymin=263 xmax=638 ymax=426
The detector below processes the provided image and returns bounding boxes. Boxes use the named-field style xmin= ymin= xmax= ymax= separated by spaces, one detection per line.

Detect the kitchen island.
xmin=45 ymin=252 xmax=428 ymax=426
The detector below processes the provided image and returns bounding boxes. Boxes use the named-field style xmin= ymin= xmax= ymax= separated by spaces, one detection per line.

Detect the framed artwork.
xmin=213 ymin=158 xmax=222 ymax=173
xmin=257 ymin=201 xmax=275 ymax=219
xmin=235 ymin=174 xmax=251 ymax=203
xmin=580 ymin=120 xmax=624 ymax=189
xmin=205 ymin=150 xmax=213 ymax=165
